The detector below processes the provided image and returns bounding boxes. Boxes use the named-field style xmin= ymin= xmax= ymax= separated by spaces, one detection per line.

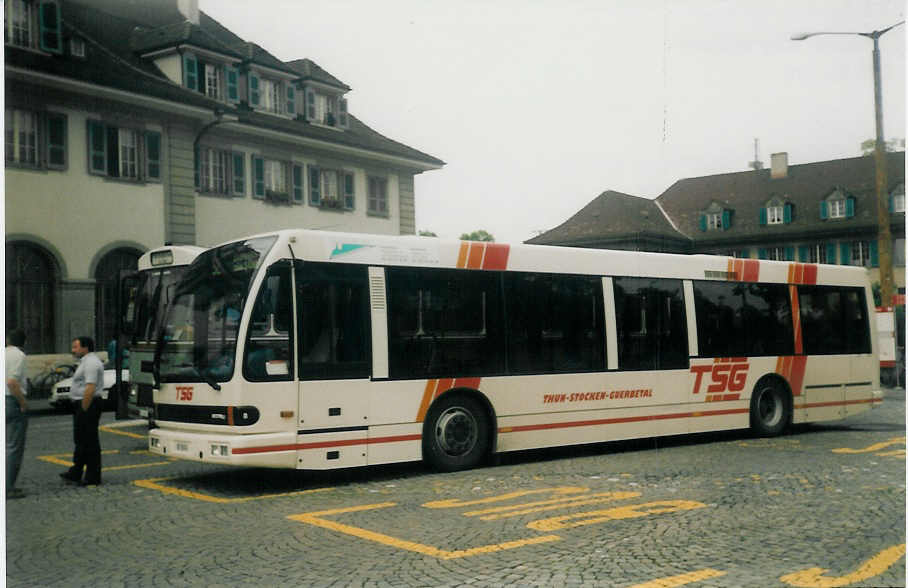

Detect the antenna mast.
xmin=749 ymin=138 xmax=764 ymax=170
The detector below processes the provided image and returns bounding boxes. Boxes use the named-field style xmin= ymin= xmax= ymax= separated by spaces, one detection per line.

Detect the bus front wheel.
xmin=749 ymin=380 xmax=790 ymax=437
xmin=423 ymin=394 xmax=490 ymax=472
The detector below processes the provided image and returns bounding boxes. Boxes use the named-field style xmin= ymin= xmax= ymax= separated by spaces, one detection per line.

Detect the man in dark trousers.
xmin=60 ymin=336 xmax=105 ymax=486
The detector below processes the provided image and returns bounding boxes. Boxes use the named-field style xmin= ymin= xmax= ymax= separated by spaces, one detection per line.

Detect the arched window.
xmin=5 ymin=242 xmax=57 ymax=353
xmin=94 ymin=248 xmax=141 ymax=352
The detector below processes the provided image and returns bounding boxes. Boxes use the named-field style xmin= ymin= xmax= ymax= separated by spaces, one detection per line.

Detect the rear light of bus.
xmin=210 ymin=444 xmax=229 ymax=457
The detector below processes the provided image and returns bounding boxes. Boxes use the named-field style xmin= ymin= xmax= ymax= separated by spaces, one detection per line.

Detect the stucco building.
xmin=5 ymin=0 xmax=443 ymax=354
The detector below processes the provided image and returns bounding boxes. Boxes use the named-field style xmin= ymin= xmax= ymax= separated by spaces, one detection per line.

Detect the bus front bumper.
xmin=148 ymin=427 xmax=298 ymax=468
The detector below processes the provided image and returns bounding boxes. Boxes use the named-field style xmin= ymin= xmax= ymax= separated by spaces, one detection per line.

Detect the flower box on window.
xmin=319 ymin=197 xmax=343 ymax=210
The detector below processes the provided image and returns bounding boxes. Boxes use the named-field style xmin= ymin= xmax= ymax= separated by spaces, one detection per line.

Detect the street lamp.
xmin=791 ymin=21 xmax=904 ymax=306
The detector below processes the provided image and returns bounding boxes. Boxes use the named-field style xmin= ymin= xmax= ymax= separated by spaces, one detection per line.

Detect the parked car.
xmin=49 ymin=367 xmax=130 ymax=411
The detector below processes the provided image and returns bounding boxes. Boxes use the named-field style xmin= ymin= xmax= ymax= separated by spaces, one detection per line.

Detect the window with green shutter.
xmin=845 ymin=196 xmax=855 ymax=218
xmin=759 ymin=208 xmax=767 ymax=225
xmin=183 ymin=53 xmax=198 ymax=91
xmin=232 ymin=153 xmax=245 ymax=195
xmin=840 ymin=242 xmax=851 ymax=265
xmin=249 ymin=73 xmax=260 ymax=107
xmin=46 ymin=112 xmax=66 ymax=169
xmin=145 ymin=132 xmax=161 ymax=180
xmin=825 ymin=243 xmax=837 ymax=264
xmin=820 ymin=201 xmax=828 ymax=220
xmin=286 ymin=86 xmax=296 ymax=115
xmin=309 ymin=165 xmax=320 ymax=204
xmin=226 ymin=67 xmax=239 ymax=103
xmin=87 ymin=120 xmax=107 ymax=174
xmin=252 ymin=155 xmax=265 ymax=198
xmin=338 ymin=98 xmax=349 ymax=128
xmin=305 ymin=88 xmax=316 ymax=121
xmin=38 ymin=1 xmax=62 ymax=53
xmin=292 ymin=164 xmax=304 ymax=203
xmin=343 ymin=172 xmax=355 ymax=209
xmin=783 ymin=203 xmax=793 ymax=224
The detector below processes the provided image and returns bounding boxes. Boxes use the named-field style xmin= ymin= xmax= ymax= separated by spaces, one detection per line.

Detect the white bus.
xmin=148 ymin=230 xmax=881 ymax=471
xmin=120 ymin=245 xmax=205 ymax=421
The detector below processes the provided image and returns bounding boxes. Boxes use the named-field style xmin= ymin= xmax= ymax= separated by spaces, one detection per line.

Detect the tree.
xmin=418 ymin=230 xmax=438 ymax=237
xmin=861 ymin=137 xmax=905 ymax=156
xmin=459 ymin=230 xmax=495 ymax=242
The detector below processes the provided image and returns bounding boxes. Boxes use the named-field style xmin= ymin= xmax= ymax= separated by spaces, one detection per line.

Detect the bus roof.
xmin=215 ymin=229 xmax=872 ymax=288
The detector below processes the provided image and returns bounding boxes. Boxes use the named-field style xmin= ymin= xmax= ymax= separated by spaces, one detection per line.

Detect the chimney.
xmin=770 ymin=152 xmax=788 ymax=179
xmin=177 ymin=0 xmax=199 ymax=25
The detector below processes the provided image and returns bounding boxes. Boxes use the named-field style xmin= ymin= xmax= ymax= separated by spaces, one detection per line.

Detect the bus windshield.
xmin=131 ymin=266 xmax=191 ymax=345
xmin=157 ymin=236 xmax=277 ymax=385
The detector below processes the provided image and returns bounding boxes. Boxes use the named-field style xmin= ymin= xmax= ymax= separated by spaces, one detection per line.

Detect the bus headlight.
xmin=210 ymin=444 xmax=229 ymax=457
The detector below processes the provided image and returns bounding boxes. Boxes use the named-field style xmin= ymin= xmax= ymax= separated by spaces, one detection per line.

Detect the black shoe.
xmin=80 ymin=479 xmax=101 ymax=487
xmin=6 ymin=488 xmax=25 ymax=499
xmin=59 ymin=472 xmax=81 ymax=483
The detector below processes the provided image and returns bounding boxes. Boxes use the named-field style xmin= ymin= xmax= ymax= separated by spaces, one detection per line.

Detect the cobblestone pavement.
xmin=5 ymin=389 xmax=905 ymax=587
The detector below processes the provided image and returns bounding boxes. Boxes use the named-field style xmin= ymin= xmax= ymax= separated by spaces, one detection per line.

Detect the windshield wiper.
xmin=200 ymin=368 xmax=222 ymax=392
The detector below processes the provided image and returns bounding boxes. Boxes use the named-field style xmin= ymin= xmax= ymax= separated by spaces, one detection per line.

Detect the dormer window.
xmin=760 ymin=198 xmax=792 ymax=225
xmin=248 ymin=71 xmax=294 ymax=116
xmin=698 ymin=203 xmax=731 ymax=231
xmin=182 ymin=52 xmax=240 ymax=104
xmin=5 ymin=0 xmax=62 ymax=53
xmin=303 ymin=86 xmax=348 ymax=128
xmin=820 ymin=189 xmax=854 ymax=220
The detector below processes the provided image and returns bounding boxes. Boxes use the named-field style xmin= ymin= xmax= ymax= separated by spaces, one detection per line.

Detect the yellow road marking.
xmin=831 ymin=437 xmax=905 ymax=454
xmin=875 ymin=449 xmax=906 ymax=457
xmin=422 ymin=486 xmax=588 ymax=509
xmin=527 ymin=500 xmax=707 ymax=532
xmin=629 ymin=568 xmax=727 ymax=588
xmin=465 ymin=491 xmax=642 ymax=521
xmin=780 ymin=544 xmax=906 ymax=587
xmin=288 ymin=502 xmax=561 ymax=559
xmin=99 ymin=424 xmax=147 ymax=440
xmin=134 ymin=477 xmax=333 ymax=503
xmin=38 ymin=450 xmax=173 ymax=470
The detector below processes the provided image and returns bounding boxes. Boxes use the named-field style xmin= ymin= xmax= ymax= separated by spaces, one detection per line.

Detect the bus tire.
xmin=423 ymin=394 xmax=490 ymax=472
xmin=749 ymin=378 xmax=790 ymax=437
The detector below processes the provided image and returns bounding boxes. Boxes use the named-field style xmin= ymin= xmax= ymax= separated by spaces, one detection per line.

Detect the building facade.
xmin=529 ymin=152 xmax=906 ymax=299
xmin=5 ymin=0 xmax=443 ymax=354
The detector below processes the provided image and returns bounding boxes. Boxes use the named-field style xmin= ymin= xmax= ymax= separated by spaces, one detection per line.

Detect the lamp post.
xmin=792 ymin=21 xmax=904 ymax=306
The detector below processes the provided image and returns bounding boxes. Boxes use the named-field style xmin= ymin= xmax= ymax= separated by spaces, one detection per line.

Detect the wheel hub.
xmin=435 ymin=407 xmax=478 ymax=456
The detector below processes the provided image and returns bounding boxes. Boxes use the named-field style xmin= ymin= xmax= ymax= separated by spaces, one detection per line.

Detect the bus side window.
xmin=296 ymin=263 xmax=370 ymax=380
xmin=243 ymin=263 xmax=292 ymax=381
xmin=799 ymin=285 xmax=870 ymax=355
xmin=614 ymin=277 xmax=688 ymax=370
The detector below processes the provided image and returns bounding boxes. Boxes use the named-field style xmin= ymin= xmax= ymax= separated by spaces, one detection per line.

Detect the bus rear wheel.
xmin=749 ymin=380 xmax=790 ymax=437
xmin=423 ymin=394 xmax=490 ymax=472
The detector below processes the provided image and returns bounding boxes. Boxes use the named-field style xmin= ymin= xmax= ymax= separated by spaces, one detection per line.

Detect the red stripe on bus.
xmin=803 ymin=264 xmax=817 ymax=284
xmin=467 ymin=243 xmax=485 ymax=269
xmin=453 ymin=377 xmax=481 ymax=390
xmin=456 ymin=243 xmax=469 ymax=268
xmin=790 ymin=286 xmax=803 ymax=354
xmin=499 ymin=408 xmax=749 ymax=434
xmin=482 ymin=244 xmax=510 ymax=270
xmin=741 ymin=259 xmax=759 ymax=282
xmin=794 ymin=398 xmax=878 ymax=410
xmin=881 ymin=360 xmax=896 ymax=368
xmin=789 ymin=356 xmax=807 ymax=396
xmin=232 ymin=434 xmax=423 ymax=455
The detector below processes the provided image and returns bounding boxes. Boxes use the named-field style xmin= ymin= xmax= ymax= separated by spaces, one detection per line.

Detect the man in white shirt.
xmin=60 ymin=336 xmax=106 ymax=486
xmin=6 ymin=329 xmax=28 ymax=499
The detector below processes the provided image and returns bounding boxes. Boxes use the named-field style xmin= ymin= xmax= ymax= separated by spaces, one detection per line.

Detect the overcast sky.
xmin=202 ymin=0 xmax=906 ymax=243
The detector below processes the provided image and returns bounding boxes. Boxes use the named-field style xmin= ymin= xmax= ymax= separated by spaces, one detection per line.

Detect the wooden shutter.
xmin=845 ymin=196 xmax=855 ymax=218
xmin=145 ymin=132 xmax=161 ymax=180
xmin=249 ymin=73 xmax=260 ymax=107
xmin=785 ymin=247 xmax=794 ymax=262
xmin=286 ymin=86 xmax=296 ymax=115
xmin=798 ymin=246 xmax=808 ymax=262
xmin=226 ymin=67 xmax=240 ymax=103
xmin=759 ymin=208 xmax=767 ymax=225
xmin=820 ymin=201 xmax=828 ymax=220
xmin=783 ymin=203 xmax=793 ymax=224
xmin=232 ymin=153 xmax=245 ymax=195
xmin=721 ymin=210 xmax=731 ymax=230
xmin=183 ymin=53 xmax=198 ymax=91
xmin=825 ymin=243 xmax=836 ymax=264
xmin=343 ymin=172 xmax=355 ymax=209
xmin=870 ymin=240 xmax=879 ymax=267
xmin=46 ymin=113 xmax=66 ymax=169
xmin=252 ymin=156 xmax=265 ymax=198
xmin=338 ymin=98 xmax=349 ymax=128
xmin=308 ymin=165 xmax=320 ymax=204
xmin=758 ymin=248 xmax=767 ymax=260
xmin=306 ymin=88 xmax=316 ymax=121
xmin=38 ymin=1 xmax=62 ymax=54
xmin=292 ymin=164 xmax=304 ymax=202
xmin=840 ymin=242 xmax=851 ymax=265
xmin=87 ymin=120 xmax=107 ymax=174
xmin=699 ymin=215 xmax=707 ymax=231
